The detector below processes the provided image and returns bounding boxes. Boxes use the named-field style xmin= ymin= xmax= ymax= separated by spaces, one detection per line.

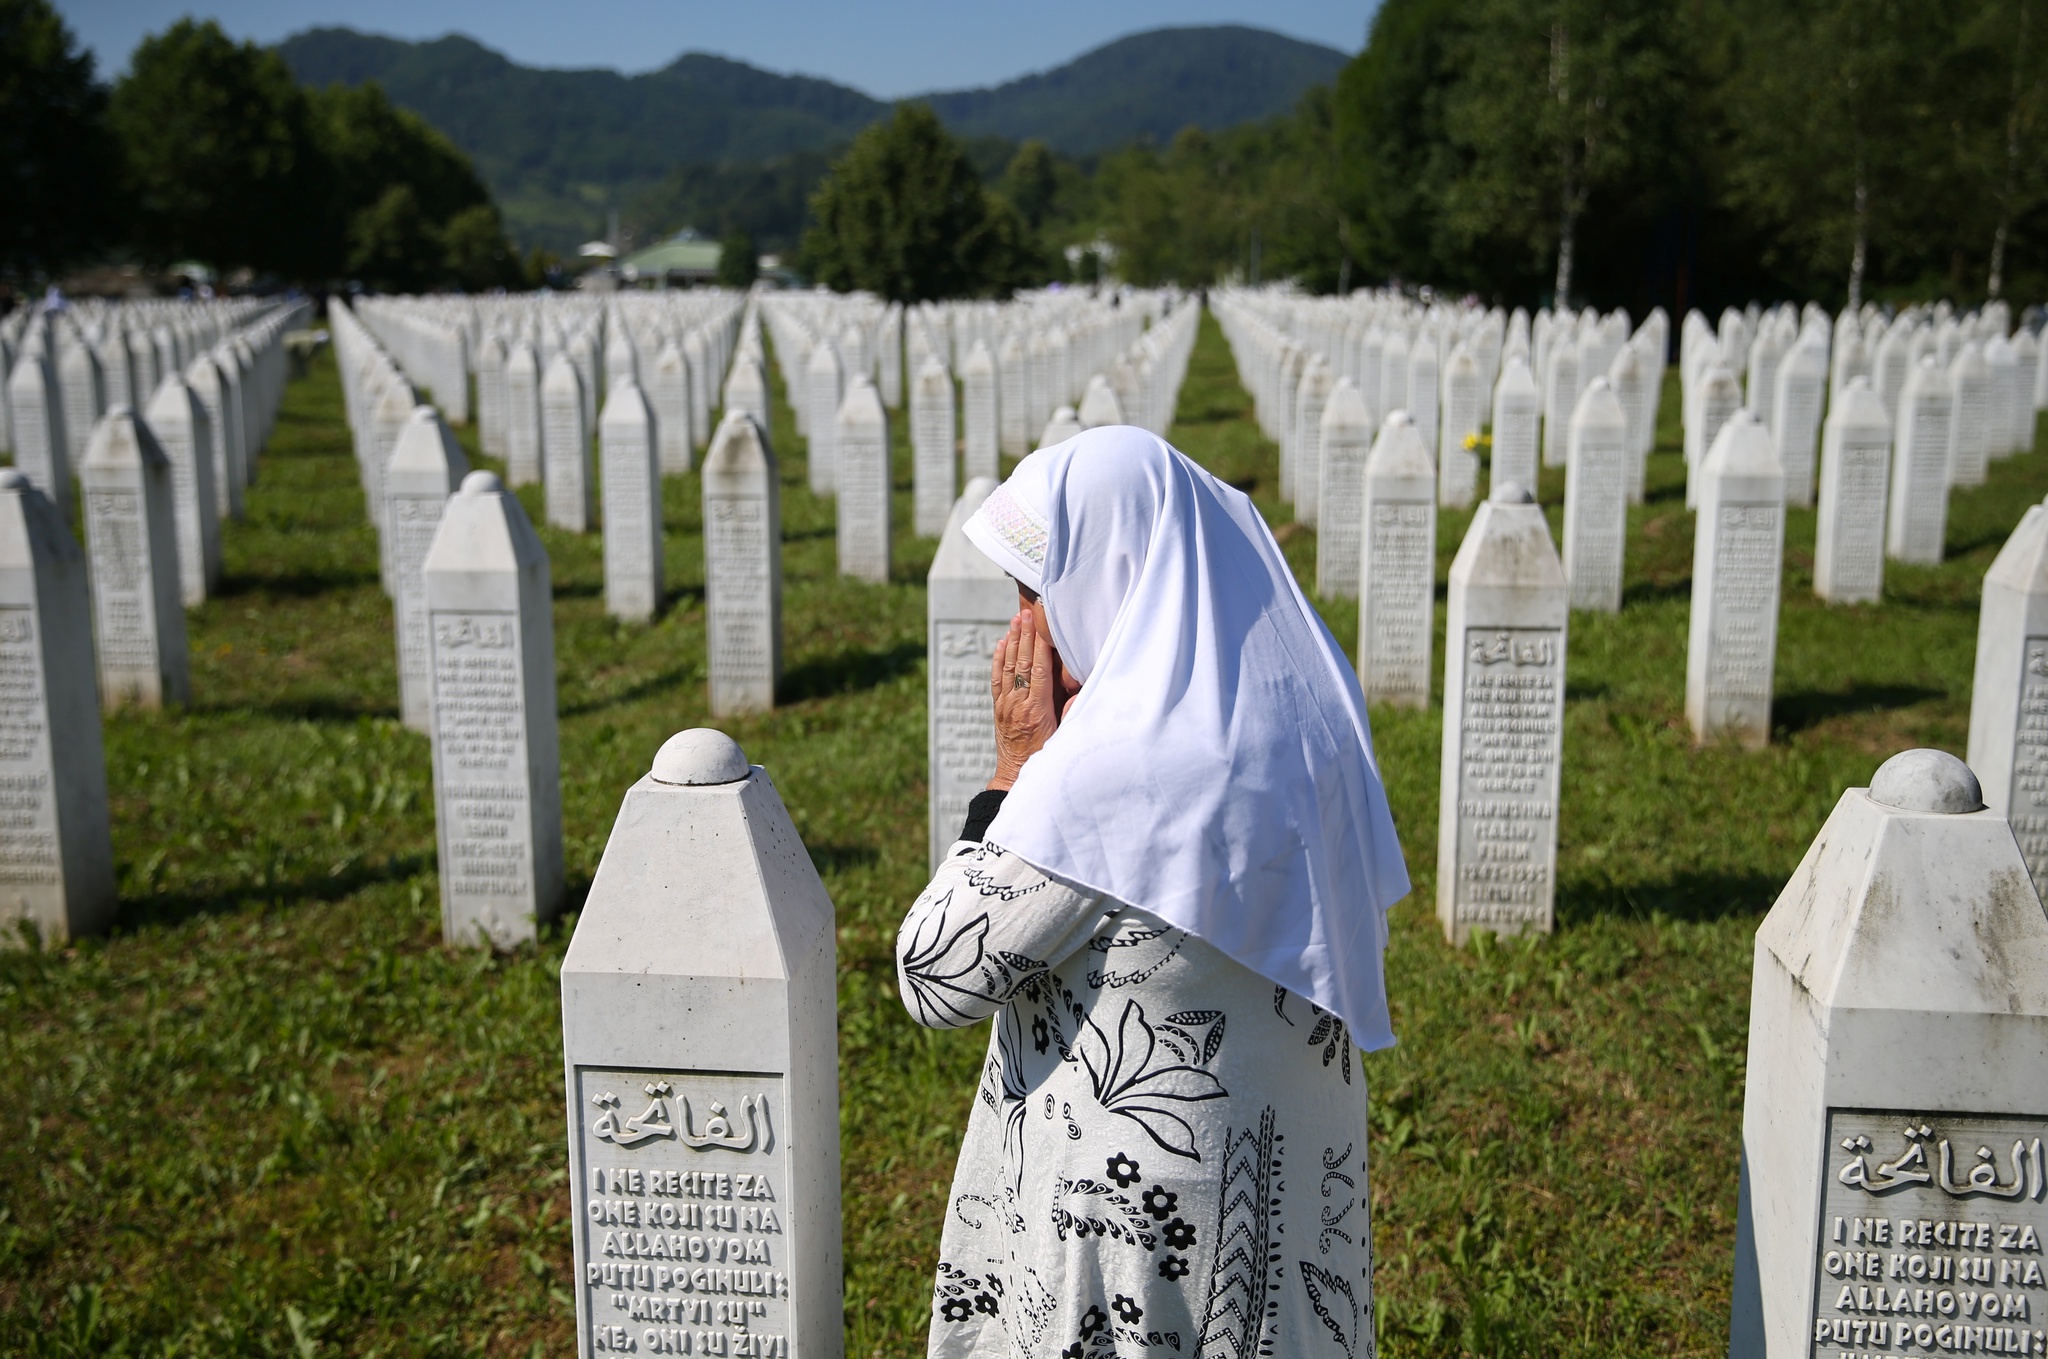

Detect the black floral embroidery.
xmin=1298 ymin=1259 xmax=1363 ymax=1359
xmin=1064 ymin=1344 xmax=1084 ymax=1359
xmin=974 ymin=1291 xmax=1000 ymax=1316
xmin=1159 ymin=1254 xmax=1191 ymax=1281
xmin=1113 ymin=1295 xmax=1144 ymax=1323
xmin=1106 ymin=1152 xmax=1141 ymax=1187
xmin=1088 ymin=922 xmax=1188 ymax=988
xmin=942 ymin=1298 xmax=974 ymax=1323
xmin=1052 ymin=1178 xmax=1160 ymax=1249
xmin=1077 ymin=999 xmax=1228 ymax=1159
xmin=1080 ymin=1304 xmax=1110 ymax=1339
xmin=1319 ymin=1144 xmax=1358 ymax=1254
xmin=1141 ymin=1185 xmax=1179 ymax=1220
xmin=1033 ymin=1013 xmax=1051 ymax=1053
xmin=1162 ymin=1217 xmax=1197 ymax=1249
xmin=899 ymin=903 xmax=1049 ymax=1027
xmin=1275 ymin=987 xmax=1354 ymax=1084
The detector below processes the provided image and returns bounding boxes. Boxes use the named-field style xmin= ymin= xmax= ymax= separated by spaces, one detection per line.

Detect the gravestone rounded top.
xmin=1846 ymin=375 xmax=1873 ymax=393
xmin=1491 ymin=481 xmax=1535 ymax=504
xmin=1384 ymin=410 xmax=1413 ymax=430
xmin=1868 ymin=749 xmax=1984 ymax=814
xmin=651 ymin=728 xmax=751 ymax=786
xmin=460 ymin=470 xmax=503 ymax=497
xmin=0 ymin=469 xmax=26 ymax=492
xmin=1586 ymin=375 xmax=1612 ymax=393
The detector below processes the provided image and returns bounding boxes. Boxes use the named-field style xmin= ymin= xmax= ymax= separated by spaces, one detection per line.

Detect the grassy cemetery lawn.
xmin=3 ymin=310 xmax=2044 ymax=1358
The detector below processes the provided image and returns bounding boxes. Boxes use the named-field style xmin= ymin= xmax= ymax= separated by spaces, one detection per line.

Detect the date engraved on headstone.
xmin=932 ymin=621 xmax=1002 ymax=844
xmin=1453 ymin=626 xmax=1562 ymax=927
xmin=1809 ymin=1109 xmax=2048 ymax=1359
xmin=573 ymin=1069 xmax=793 ymax=1358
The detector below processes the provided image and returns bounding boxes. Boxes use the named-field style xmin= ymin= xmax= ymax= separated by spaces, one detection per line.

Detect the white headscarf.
xmin=963 ymin=426 xmax=1410 ymax=1049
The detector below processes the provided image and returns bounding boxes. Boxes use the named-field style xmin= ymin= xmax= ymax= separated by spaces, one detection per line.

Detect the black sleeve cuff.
xmin=961 ymin=789 xmax=1008 ymax=843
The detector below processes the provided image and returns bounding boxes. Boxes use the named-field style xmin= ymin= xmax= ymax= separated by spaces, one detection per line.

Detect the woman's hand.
xmin=989 ymin=608 xmax=1059 ymax=790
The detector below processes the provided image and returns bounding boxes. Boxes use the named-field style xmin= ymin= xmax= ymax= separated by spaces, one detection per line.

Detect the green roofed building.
xmin=620 ymin=233 xmax=722 ymax=285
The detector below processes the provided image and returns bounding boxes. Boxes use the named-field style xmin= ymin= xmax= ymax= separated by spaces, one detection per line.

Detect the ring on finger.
xmin=1011 ymin=674 xmax=1030 ymax=691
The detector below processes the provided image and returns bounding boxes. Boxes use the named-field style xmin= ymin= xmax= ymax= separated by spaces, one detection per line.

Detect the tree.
xmin=110 ymin=19 xmax=325 ymax=278
xmin=802 ymin=103 xmax=1038 ymax=300
xmin=717 ymin=229 xmax=759 ymax=288
xmin=0 ymin=0 xmax=120 ymax=283
xmin=1003 ymin=140 xmax=1061 ymax=230
xmin=1443 ymin=0 xmax=1685 ymax=308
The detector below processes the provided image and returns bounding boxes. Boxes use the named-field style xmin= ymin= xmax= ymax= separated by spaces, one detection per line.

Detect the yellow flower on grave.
xmin=1463 ymin=431 xmax=1492 ymax=454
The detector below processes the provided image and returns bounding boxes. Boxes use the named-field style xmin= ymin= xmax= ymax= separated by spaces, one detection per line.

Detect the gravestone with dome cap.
xmin=836 ymin=379 xmax=890 ymax=583
xmin=545 ymin=354 xmax=594 ymax=533
xmin=1687 ymin=411 xmax=1785 ymax=749
xmin=388 ymin=406 xmax=470 ymax=732
xmin=1490 ymin=357 xmax=1540 ymax=496
xmin=1813 ymin=378 xmax=1893 ymax=605
xmin=962 ymin=340 xmax=999 ymax=483
xmin=1316 ymin=378 xmax=1374 ymax=599
xmin=704 ymin=412 xmax=781 ymax=717
xmin=82 ymin=405 xmax=189 ymax=710
xmin=1729 ymin=749 xmax=2048 ymax=1359
xmin=1436 ymin=481 xmax=1567 ymax=944
xmin=1358 ymin=412 xmax=1436 ymax=708
xmin=424 ymin=470 xmax=563 ymax=949
xmin=601 ymin=376 xmax=662 ymax=622
xmin=911 ymin=356 xmax=956 ymax=537
xmin=1562 ymin=377 xmax=1629 ymax=613
xmin=561 ymin=727 xmax=841 ymax=1359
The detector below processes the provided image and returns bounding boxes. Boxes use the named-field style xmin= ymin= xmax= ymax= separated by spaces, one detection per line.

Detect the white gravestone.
xmin=726 ymin=357 xmax=771 ymax=443
xmin=477 ymin=334 xmax=508 ymax=459
xmin=1772 ymin=334 xmax=1827 ymax=509
xmin=1889 ymin=357 xmax=1956 ymax=566
xmin=1542 ymin=343 xmax=1578 ymax=469
xmin=704 ymin=412 xmax=782 ymax=717
xmin=836 ymin=380 xmax=890 ymax=584
xmin=545 ymin=355 xmax=595 ymax=533
xmin=1728 ymin=748 xmax=2048 ymax=1359
xmin=1491 ymin=357 xmax=1541 ymax=497
xmin=58 ymin=339 xmax=104 ymax=471
xmin=424 ymin=471 xmax=565 ymax=949
xmin=1436 ymin=483 xmax=1566 ymax=943
xmin=0 ymin=468 xmax=114 ymax=945
xmin=1969 ymin=499 xmax=2048 ymax=899
xmin=1949 ymin=341 xmax=1996 ymax=489
xmin=145 ymin=376 xmax=220 ymax=607
xmin=806 ymin=343 xmax=842 ymax=497
xmin=187 ymin=354 xmax=245 ymax=523
xmin=997 ymin=334 xmax=1028 ymax=457
xmin=1814 ymin=378 xmax=1893 ymax=606
xmin=1079 ymin=373 xmax=1123 ymax=430
xmin=81 ymin=406 xmax=188 ymax=709
xmin=1292 ymin=357 xmax=1332 ymax=526
xmin=388 ymin=407 xmax=471 ymax=733
xmin=1358 ymin=412 xmax=1436 ymax=708
xmin=1687 ymin=364 xmax=1742 ymax=511
xmin=369 ymin=378 xmax=418 ymax=595
xmin=685 ymin=330 xmax=713 ymax=450
xmin=927 ymin=479 xmax=1010 ymax=869
xmin=1606 ymin=340 xmax=1652 ymax=505
xmin=1037 ymin=406 xmax=1082 ymax=451
xmin=962 ymin=340 xmax=998 ymax=483
xmin=654 ymin=339 xmax=694 ymax=477
xmin=1686 ymin=411 xmax=1785 ymax=749
xmin=1562 ymin=377 xmax=1630 ymax=613
xmin=560 ymin=727 xmax=842 ymax=1359
xmin=602 ymin=377 xmax=664 ymax=623
xmin=1407 ymin=340 xmax=1440 ymax=456
xmin=910 ymin=358 xmax=956 ymax=538
xmin=1439 ymin=344 xmax=1483 ymax=510
xmin=7 ymin=353 xmax=69 ymax=520
xmin=1316 ymin=379 xmax=1374 ymax=599
xmin=506 ymin=341 xmax=545 ymax=488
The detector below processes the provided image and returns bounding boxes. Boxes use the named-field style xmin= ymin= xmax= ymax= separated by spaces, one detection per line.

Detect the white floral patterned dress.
xmin=896 ymin=836 xmax=1377 ymax=1359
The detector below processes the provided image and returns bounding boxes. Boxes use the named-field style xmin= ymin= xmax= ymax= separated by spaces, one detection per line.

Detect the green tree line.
xmin=2 ymin=0 xmax=523 ymax=291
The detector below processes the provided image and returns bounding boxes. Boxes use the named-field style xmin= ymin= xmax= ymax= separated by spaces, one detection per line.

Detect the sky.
xmin=57 ymin=1 xmax=1371 ymax=94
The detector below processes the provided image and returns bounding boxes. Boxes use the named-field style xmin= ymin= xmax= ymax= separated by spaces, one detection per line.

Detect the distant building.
xmin=620 ymin=232 xmax=722 ymax=287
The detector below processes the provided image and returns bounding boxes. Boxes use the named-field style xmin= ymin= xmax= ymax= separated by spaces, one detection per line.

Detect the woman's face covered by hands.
xmin=987 ymin=582 xmax=1083 ymax=791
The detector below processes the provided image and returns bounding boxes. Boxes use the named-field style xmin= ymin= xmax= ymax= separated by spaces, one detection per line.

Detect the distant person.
xmin=895 ymin=426 xmax=1409 ymax=1359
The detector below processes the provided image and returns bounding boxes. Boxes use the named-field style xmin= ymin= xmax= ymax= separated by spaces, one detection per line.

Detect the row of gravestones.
xmin=550 ymin=717 xmax=2048 ymax=1359
xmin=0 ymin=303 xmax=311 ymax=944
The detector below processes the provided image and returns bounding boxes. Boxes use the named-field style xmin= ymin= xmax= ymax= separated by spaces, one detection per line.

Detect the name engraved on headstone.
xmin=573 ymin=1069 xmax=793 ymax=1358
xmin=932 ymin=620 xmax=1002 ymax=847
xmin=2012 ymin=640 xmax=2048 ymax=896
xmin=0 ymin=608 xmax=57 ymax=886
xmin=1808 ymin=1109 xmax=2048 ymax=1359
xmin=432 ymin=611 xmax=532 ymax=905
xmin=1708 ymin=504 xmax=1782 ymax=709
xmin=1365 ymin=503 xmax=1432 ymax=701
xmin=1453 ymin=627 xmax=1561 ymax=928
xmin=85 ymin=492 xmax=156 ymax=675
xmin=709 ymin=499 xmax=773 ymax=700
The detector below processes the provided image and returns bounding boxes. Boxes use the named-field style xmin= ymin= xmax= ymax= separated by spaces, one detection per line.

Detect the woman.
xmin=895 ymin=426 xmax=1410 ymax=1359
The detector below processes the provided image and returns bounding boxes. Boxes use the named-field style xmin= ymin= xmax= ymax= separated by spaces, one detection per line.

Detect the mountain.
xmin=277 ymin=25 xmax=1349 ymax=252
xmin=921 ymin=27 xmax=1346 ymax=154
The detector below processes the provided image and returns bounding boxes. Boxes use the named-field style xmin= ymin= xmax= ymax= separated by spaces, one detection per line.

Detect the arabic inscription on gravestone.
xmin=1811 ymin=1109 xmax=2048 ymax=1359
xmin=574 ymin=1069 xmax=792 ymax=1357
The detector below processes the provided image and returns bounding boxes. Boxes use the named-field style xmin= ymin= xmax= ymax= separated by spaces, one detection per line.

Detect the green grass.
xmin=1 ymin=311 xmax=2043 ymax=1358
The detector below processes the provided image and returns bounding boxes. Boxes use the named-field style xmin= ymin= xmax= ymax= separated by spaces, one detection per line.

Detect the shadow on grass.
xmin=1621 ymin=577 xmax=1694 ymax=605
xmin=779 ymin=640 xmax=924 ymax=703
xmin=808 ymin=844 xmax=881 ymax=874
xmin=115 ymin=851 xmax=434 ymax=932
xmin=560 ymin=667 xmax=693 ymax=718
xmin=1773 ymin=682 xmax=1946 ymax=736
xmin=1557 ymin=868 xmax=1783 ymax=926
xmin=214 ymin=568 xmax=380 ymax=599
xmin=193 ymin=694 xmax=400 ymax=722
